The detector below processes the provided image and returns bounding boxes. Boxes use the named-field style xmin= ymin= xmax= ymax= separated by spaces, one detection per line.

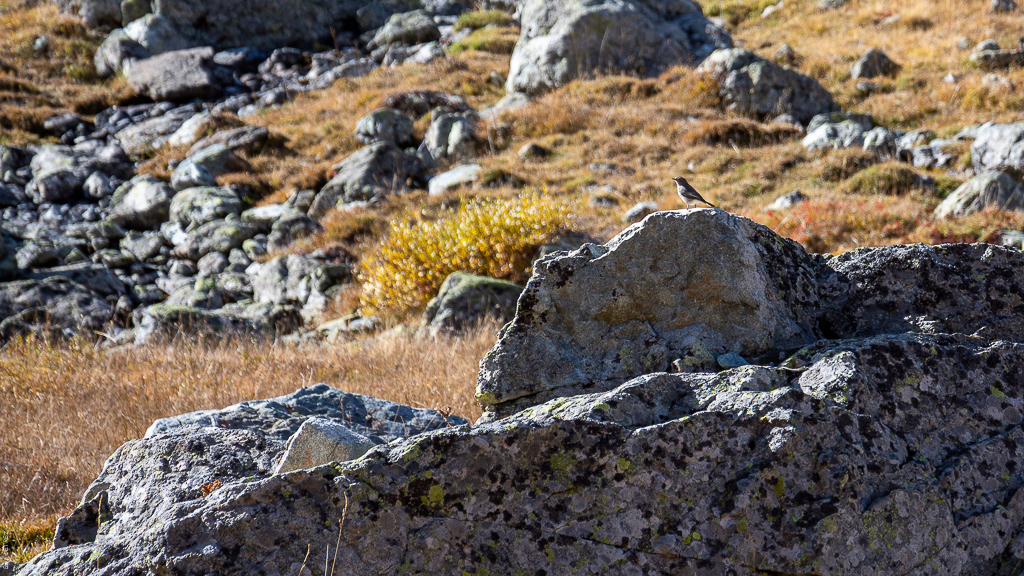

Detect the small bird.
xmin=672 ymin=176 xmax=715 ymax=208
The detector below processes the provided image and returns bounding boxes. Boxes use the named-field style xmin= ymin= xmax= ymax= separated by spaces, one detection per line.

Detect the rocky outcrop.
xmin=15 ymin=209 xmax=1024 ymax=575
xmin=478 ymin=209 xmax=820 ymax=416
xmin=506 ymin=0 xmax=731 ymax=96
xmin=698 ymin=48 xmax=838 ymax=125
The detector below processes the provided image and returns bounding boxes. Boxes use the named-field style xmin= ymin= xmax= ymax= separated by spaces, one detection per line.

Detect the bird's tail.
xmin=706 ymin=201 xmax=716 ymax=208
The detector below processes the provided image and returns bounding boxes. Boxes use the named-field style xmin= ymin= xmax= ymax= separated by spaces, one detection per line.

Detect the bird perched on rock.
xmin=672 ymin=176 xmax=715 ymax=208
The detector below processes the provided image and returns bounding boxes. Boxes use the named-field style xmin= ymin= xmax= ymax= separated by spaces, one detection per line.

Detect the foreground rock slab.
xmin=16 ymin=332 xmax=1024 ymax=575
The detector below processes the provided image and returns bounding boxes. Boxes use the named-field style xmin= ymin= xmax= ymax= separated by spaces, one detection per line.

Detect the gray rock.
xmin=25 ymin=170 xmax=80 ymax=204
xmin=621 ymin=201 xmax=657 ymax=223
xmin=309 ymin=142 xmax=423 ymax=218
xmin=15 ymin=241 xmax=75 ymax=270
xmin=82 ymin=172 xmax=116 ymax=200
xmin=126 ymin=47 xmax=222 ymax=101
xmin=146 ymin=382 xmax=464 ymax=441
xmin=27 ymin=329 xmax=1024 ymax=575
xmin=969 ymin=48 xmax=1024 ymax=69
xmin=187 ymin=125 xmax=270 ymax=156
xmin=273 ymin=417 xmax=378 ymax=474
xmin=0 ymin=277 xmax=114 ymax=341
xmin=196 ymin=251 xmax=229 ymax=277
xmin=172 ymin=217 xmax=259 ymax=260
xmin=371 ymin=9 xmax=440 ymax=48
xmin=802 ymin=120 xmax=867 ymax=151
xmin=266 ymin=212 xmax=323 ymax=252
xmin=933 ymin=171 xmax=1024 ymax=218
xmin=123 ymin=13 xmax=189 ymax=53
xmin=423 ymin=271 xmax=523 ymax=334
xmin=170 ymin=160 xmax=217 ymax=191
xmin=94 ymin=28 xmax=150 ymax=77
xmin=252 ymin=254 xmax=319 ymax=306
xmin=27 ymin=263 xmax=128 ymax=298
xmin=181 ymin=143 xmax=250 ymax=177
xmin=477 ymin=209 xmax=819 ymax=417
xmin=120 ymin=230 xmax=166 ymax=260
xmin=850 ymin=47 xmax=899 ymax=79
xmin=354 ymin=108 xmax=415 ymax=146
xmin=992 ymin=0 xmax=1018 ymax=12
xmin=120 ymin=0 xmax=151 ymax=25
xmin=115 ymin=109 xmax=193 ymax=157
xmin=697 ymin=48 xmax=838 ymax=125
xmin=57 ymin=0 xmax=121 ymax=29
xmin=419 ymin=111 xmax=479 ymax=166
xmin=108 ymin=175 xmax=175 ymax=229
xmin=427 ymin=163 xmax=481 ymax=195
xmin=169 ymin=185 xmax=243 ymax=227
xmin=765 ymin=189 xmax=807 ymax=210
xmin=862 ymin=126 xmax=899 ymax=156
xmin=805 ymin=111 xmax=873 ymax=134
xmin=240 ymin=204 xmax=293 ymax=233
xmin=970 ymin=122 xmax=1024 ymax=179
xmin=507 ymin=0 xmax=731 ymax=95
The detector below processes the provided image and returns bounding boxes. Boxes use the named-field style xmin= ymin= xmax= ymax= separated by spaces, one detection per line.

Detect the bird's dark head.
xmin=672 ymin=176 xmax=687 ymax=184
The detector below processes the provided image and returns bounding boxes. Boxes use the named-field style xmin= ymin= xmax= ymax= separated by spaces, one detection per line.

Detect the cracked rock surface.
xmin=14 ymin=211 xmax=1024 ymax=575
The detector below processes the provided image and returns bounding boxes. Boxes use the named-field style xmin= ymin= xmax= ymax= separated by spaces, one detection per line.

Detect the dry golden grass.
xmin=0 ymin=1 xmax=134 ymax=142
xmin=0 ymin=326 xmax=496 ymax=561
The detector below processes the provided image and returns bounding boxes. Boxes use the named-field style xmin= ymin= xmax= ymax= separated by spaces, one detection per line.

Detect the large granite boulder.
xmin=697 ymin=48 xmax=839 ymax=125
xmin=18 ymin=331 xmax=1024 ymax=575
xmin=478 ymin=209 xmax=820 ymax=416
xmin=507 ymin=0 xmax=732 ymax=95
xmin=19 ymin=210 xmax=1024 ymax=576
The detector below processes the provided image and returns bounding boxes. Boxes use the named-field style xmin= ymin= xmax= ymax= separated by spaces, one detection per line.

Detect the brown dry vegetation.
xmin=0 ymin=326 xmax=495 ymax=561
xmin=5 ymin=0 xmax=1024 ymax=562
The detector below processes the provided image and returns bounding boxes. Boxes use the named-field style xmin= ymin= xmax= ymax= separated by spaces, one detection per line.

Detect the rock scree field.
xmin=5 ymin=0 xmax=1024 ymax=573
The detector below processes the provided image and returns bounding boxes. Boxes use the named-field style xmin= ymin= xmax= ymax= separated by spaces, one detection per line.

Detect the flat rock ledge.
xmin=11 ymin=209 xmax=1024 ymax=576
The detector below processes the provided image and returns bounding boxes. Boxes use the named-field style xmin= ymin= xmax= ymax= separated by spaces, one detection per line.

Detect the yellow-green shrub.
xmin=359 ymin=193 xmax=569 ymax=312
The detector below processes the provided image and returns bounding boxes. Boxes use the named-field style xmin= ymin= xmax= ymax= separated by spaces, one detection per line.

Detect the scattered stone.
xmin=108 ymin=175 xmax=175 ymax=230
xmin=370 ymin=10 xmax=440 ymax=48
xmin=697 ymin=48 xmax=838 ymax=125
xmin=850 ymin=47 xmax=899 ymax=79
xmin=94 ymin=29 xmax=150 ymax=77
xmin=273 ymin=417 xmax=378 ymax=474
xmin=169 ymin=186 xmax=243 ymax=227
xmin=765 ymin=189 xmax=807 ymax=211
xmin=934 ymin=171 xmax=1024 ymax=218
xmin=423 ymin=271 xmax=523 ymax=334
xmin=309 ymin=142 xmax=423 ymax=218
xmin=266 ymin=212 xmax=323 ymax=252
xmin=427 ymin=163 xmax=481 ymax=195
xmin=187 ymin=126 xmax=271 ymax=156
xmin=353 ymin=108 xmax=415 ymax=146
xmin=419 ymin=111 xmax=479 ymax=166
xmin=517 ymin=142 xmax=549 ymax=160
xmin=774 ymin=43 xmax=795 ymax=65
xmin=621 ymin=201 xmax=657 ymax=223
xmin=126 ymin=47 xmax=223 ymax=102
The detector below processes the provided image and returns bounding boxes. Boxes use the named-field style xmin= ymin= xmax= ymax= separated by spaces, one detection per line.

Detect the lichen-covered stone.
xmin=19 ymin=333 xmax=1024 ymax=576
xmin=477 ymin=209 xmax=820 ymax=417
